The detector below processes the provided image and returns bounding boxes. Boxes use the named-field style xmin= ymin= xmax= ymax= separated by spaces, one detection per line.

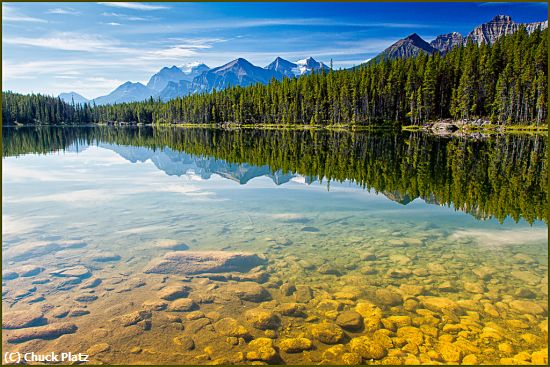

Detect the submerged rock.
xmin=2 ymin=309 xmax=45 ymax=329
xmin=116 ymin=310 xmax=152 ymax=327
xmin=6 ymin=322 xmax=77 ymax=343
xmin=294 ymin=285 xmax=313 ymax=303
xmin=375 ymin=288 xmax=403 ymax=306
xmin=349 ymin=336 xmax=387 ymax=360
xmin=277 ymin=303 xmax=306 ymax=317
xmin=225 ymin=282 xmax=271 ymax=302
xmin=51 ymin=265 xmax=91 ymax=279
xmin=2 ymin=270 xmax=19 ymax=280
xmin=91 ymin=252 xmax=121 ymax=262
xmin=18 ymin=265 xmax=44 ymax=277
xmin=336 ymin=311 xmax=364 ymax=331
xmin=246 ymin=338 xmax=278 ymax=362
xmin=158 ymin=285 xmax=190 ymax=301
xmin=245 ymin=308 xmax=280 ymax=330
xmin=355 ymin=301 xmax=382 ymax=332
xmin=509 ymin=300 xmax=545 ymax=315
xmin=153 ymin=239 xmax=190 ymax=251
xmin=5 ymin=240 xmax=86 ymax=262
xmin=173 ymin=335 xmax=195 ymax=350
xmin=310 ymin=322 xmax=345 ymax=344
xmin=144 ymin=251 xmax=265 ymax=275
xmin=213 ymin=317 xmax=250 ymax=338
xmin=87 ymin=343 xmax=111 ymax=356
xmin=168 ymin=298 xmax=197 ymax=312
xmin=278 ymin=338 xmax=312 ymax=353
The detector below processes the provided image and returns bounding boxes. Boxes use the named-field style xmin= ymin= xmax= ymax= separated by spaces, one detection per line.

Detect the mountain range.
xmin=59 ymin=15 xmax=547 ymax=106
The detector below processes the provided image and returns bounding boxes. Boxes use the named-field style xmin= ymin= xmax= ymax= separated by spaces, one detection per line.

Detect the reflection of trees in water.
xmin=3 ymin=126 xmax=547 ymax=224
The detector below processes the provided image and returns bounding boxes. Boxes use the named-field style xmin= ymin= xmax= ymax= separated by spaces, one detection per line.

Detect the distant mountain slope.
xmin=429 ymin=32 xmax=464 ymax=54
xmin=466 ymin=15 xmax=548 ymax=45
xmin=92 ymin=82 xmax=157 ymax=105
xmin=159 ymin=80 xmax=193 ymax=102
xmin=59 ymin=92 xmax=89 ymax=105
xmin=146 ymin=66 xmax=187 ymax=93
xmin=374 ymin=33 xmax=437 ymax=61
xmin=192 ymin=58 xmax=282 ymax=92
xmin=265 ymin=57 xmax=298 ymax=78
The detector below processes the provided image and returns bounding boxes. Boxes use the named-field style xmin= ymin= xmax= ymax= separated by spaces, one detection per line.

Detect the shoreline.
xmin=3 ymin=121 xmax=548 ymax=135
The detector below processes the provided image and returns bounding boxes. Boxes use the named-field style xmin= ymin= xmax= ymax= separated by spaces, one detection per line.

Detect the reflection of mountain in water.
xmin=4 ymin=126 xmax=546 ymax=223
xmin=98 ymin=143 xmax=297 ymax=185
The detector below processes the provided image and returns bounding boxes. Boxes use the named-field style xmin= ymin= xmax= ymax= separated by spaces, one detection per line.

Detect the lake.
xmin=2 ymin=126 xmax=548 ymax=365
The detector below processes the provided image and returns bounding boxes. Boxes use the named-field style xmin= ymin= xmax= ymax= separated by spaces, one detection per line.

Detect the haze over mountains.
xmin=59 ymin=15 xmax=547 ymax=106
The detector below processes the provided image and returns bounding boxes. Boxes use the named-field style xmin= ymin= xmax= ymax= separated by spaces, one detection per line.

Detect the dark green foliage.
xmin=2 ymin=28 xmax=547 ymax=127
xmin=3 ymin=126 xmax=547 ymax=224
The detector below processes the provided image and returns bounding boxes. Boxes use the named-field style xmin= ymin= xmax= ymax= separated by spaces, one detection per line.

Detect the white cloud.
xmin=97 ymin=2 xmax=169 ymax=11
xmin=46 ymin=8 xmax=81 ymax=15
xmin=4 ymin=33 xmax=135 ymax=53
xmin=3 ymin=4 xmax=47 ymax=23
xmin=106 ymin=22 xmax=121 ymax=26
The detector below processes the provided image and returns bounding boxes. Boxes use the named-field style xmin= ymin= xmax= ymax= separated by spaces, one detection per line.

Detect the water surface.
xmin=2 ymin=126 xmax=548 ymax=365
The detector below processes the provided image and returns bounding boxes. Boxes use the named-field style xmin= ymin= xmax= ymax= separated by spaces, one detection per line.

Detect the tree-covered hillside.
xmin=2 ymin=27 xmax=547 ymax=127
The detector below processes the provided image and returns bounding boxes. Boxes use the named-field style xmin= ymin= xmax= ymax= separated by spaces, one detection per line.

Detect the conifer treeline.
xmin=2 ymin=27 xmax=547 ymax=126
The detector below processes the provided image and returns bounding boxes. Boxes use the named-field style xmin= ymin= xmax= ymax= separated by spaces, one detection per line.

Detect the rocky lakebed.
xmin=2 ymin=231 xmax=548 ymax=365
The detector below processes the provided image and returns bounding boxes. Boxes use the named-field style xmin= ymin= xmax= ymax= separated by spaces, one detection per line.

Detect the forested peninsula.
xmin=3 ymin=27 xmax=547 ymax=129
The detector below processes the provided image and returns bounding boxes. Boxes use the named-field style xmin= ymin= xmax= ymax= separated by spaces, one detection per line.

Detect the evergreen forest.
xmin=2 ymin=27 xmax=547 ymax=127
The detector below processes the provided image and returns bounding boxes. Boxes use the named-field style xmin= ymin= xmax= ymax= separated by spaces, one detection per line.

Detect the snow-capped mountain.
xmin=180 ymin=62 xmax=210 ymax=81
xmin=294 ymin=57 xmax=330 ymax=75
xmin=192 ymin=58 xmax=282 ymax=93
xmin=265 ymin=56 xmax=329 ymax=78
xmin=58 ymin=92 xmax=89 ymax=105
xmin=265 ymin=57 xmax=298 ymax=78
xmin=92 ymin=82 xmax=158 ymax=105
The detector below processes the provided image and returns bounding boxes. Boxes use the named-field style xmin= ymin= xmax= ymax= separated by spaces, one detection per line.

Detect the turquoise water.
xmin=2 ymin=127 xmax=548 ymax=365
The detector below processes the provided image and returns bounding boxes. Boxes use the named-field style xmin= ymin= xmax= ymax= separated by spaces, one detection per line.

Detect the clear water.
xmin=2 ymin=127 xmax=548 ymax=365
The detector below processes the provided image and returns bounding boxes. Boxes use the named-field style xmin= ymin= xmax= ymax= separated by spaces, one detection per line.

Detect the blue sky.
xmin=3 ymin=2 xmax=547 ymax=98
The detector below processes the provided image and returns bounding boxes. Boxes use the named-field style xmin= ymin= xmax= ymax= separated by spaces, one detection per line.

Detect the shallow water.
xmin=2 ymin=127 xmax=548 ymax=365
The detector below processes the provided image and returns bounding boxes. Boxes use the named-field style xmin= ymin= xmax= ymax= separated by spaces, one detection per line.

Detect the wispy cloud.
xmin=101 ymin=11 xmax=150 ymax=21
xmin=141 ymin=38 xmax=226 ymax=60
xmin=106 ymin=22 xmax=121 ymax=26
xmin=3 ymin=4 xmax=47 ymax=23
xmin=97 ymin=2 xmax=169 ymax=11
xmin=4 ymin=33 xmax=134 ymax=53
xmin=46 ymin=8 xmax=81 ymax=15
